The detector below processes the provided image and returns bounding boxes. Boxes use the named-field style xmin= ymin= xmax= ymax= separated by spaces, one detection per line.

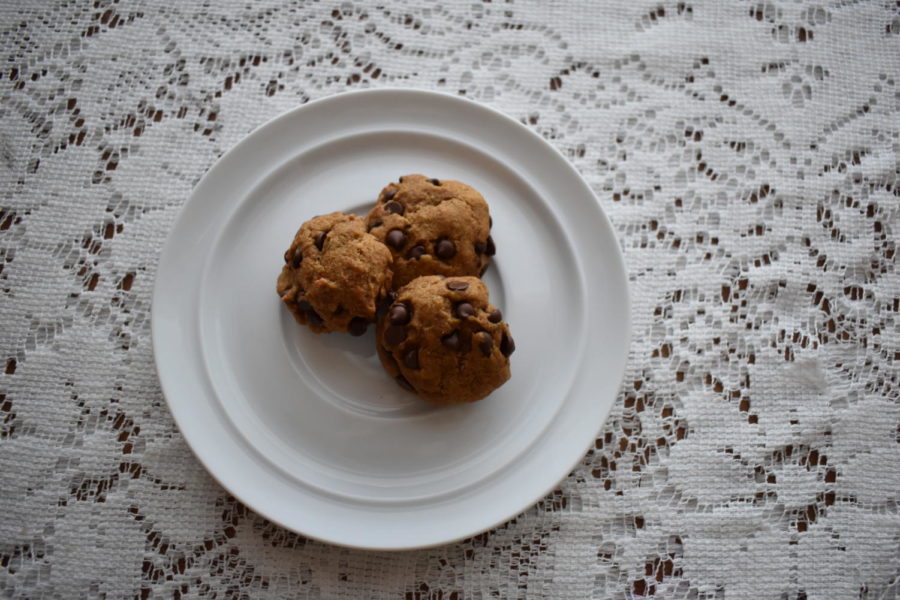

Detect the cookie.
xmin=376 ymin=275 xmax=514 ymax=405
xmin=277 ymin=212 xmax=394 ymax=335
xmin=365 ymin=174 xmax=494 ymax=289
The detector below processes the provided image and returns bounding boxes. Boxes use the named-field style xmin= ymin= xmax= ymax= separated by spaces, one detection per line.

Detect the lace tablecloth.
xmin=2 ymin=1 xmax=898 ymax=598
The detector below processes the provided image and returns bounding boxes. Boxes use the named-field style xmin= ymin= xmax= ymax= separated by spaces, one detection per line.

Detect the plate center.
xmin=199 ymin=130 xmax=582 ymax=501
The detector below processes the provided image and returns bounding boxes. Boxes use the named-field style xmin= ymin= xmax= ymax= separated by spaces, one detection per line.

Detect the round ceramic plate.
xmin=152 ymin=89 xmax=630 ymax=550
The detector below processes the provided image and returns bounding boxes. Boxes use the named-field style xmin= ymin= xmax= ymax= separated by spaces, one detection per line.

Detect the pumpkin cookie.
xmin=365 ymin=175 xmax=494 ymax=288
xmin=375 ymin=275 xmax=514 ymax=405
xmin=277 ymin=212 xmax=393 ymax=335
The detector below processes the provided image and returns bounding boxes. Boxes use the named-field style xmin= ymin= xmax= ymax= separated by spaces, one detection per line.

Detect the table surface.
xmin=1 ymin=1 xmax=898 ymax=598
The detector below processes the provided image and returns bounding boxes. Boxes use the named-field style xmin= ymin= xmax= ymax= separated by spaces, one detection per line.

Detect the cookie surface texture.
xmin=365 ymin=174 xmax=494 ymax=289
xmin=277 ymin=212 xmax=393 ymax=335
xmin=376 ymin=275 xmax=514 ymax=405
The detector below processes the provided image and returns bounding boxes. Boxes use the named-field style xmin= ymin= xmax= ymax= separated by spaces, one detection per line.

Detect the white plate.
xmin=152 ymin=89 xmax=630 ymax=550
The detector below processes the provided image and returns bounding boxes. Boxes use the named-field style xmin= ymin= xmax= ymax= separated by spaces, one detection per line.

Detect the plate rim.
xmin=151 ymin=87 xmax=631 ymax=550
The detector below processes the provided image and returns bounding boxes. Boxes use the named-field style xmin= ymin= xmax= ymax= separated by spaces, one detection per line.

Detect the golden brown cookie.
xmin=277 ymin=212 xmax=393 ymax=335
xmin=365 ymin=174 xmax=494 ymax=289
xmin=376 ymin=275 xmax=514 ymax=405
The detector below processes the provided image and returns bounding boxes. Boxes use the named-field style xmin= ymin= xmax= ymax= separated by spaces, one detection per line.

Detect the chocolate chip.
xmin=388 ymin=303 xmax=410 ymax=325
xmin=307 ymin=309 xmax=324 ymax=328
xmin=435 ymin=238 xmax=456 ymax=259
xmin=485 ymin=235 xmax=496 ymax=256
xmin=294 ymin=290 xmax=324 ymax=327
xmin=500 ymin=332 xmax=515 ymax=357
xmin=489 ymin=215 xmax=493 ymax=228
xmin=488 ymin=308 xmax=502 ymax=323
xmin=402 ymin=348 xmax=420 ymax=370
xmin=429 ymin=178 xmax=440 ymax=186
xmin=398 ymin=176 xmax=405 ymax=183
xmin=385 ymin=200 xmax=404 ymax=215
xmin=474 ymin=241 xmax=486 ymax=255
xmin=334 ymin=305 xmax=346 ymax=316
xmin=441 ymin=330 xmax=461 ymax=350
xmin=348 ymin=317 xmax=368 ymax=336
xmin=384 ymin=324 xmax=407 ymax=346
xmin=395 ymin=375 xmax=415 ymax=392
xmin=376 ymin=292 xmax=396 ymax=320
xmin=455 ymin=302 xmax=475 ymax=319
xmin=406 ymin=244 xmax=426 ymax=260
xmin=290 ymin=247 xmax=303 ymax=268
xmin=382 ymin=187 xmax=397 ymax=201
xmin=386 ymin=229 xmax=407 ymax=249
xmin=314 ymin=232 xmax=327 ymax=251
xmin=446 ymin=280 xmax=469 ymax=291
xmin=475 ymin=331 xmax=493 ymax=357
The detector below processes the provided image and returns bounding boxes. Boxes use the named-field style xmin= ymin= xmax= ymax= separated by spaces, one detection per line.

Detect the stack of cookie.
xmin=276 ymin=174 xmax=515 ymax=405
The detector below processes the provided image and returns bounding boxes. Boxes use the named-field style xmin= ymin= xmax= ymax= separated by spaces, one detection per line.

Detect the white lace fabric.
xmin=1 ymin=1 xmax=898 ymax=598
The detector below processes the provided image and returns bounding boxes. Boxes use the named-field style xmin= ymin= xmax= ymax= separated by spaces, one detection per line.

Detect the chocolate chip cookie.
xmin=277 ymin=212 xmax=394 ymax=335
xmin=376 ymin=275 xmax=515 ymax=405
xmin=365 ymin=175 xmax=495 ymax=289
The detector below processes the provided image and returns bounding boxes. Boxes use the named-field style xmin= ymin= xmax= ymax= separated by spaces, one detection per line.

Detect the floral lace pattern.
xmin=1 ymin=0 xmax=898 ymax=598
